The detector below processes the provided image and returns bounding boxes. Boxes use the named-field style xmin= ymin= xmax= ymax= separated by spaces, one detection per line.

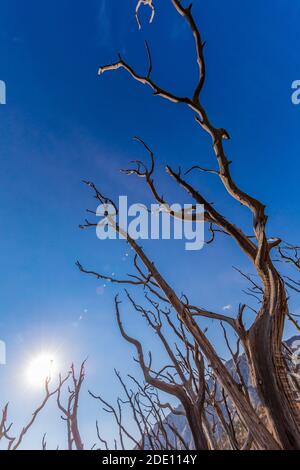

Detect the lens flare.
xmin=25 ymin=353 xmax=58 ymax=388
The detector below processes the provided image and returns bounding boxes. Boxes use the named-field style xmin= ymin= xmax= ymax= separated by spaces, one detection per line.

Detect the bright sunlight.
xmin=25 ymin=353 xmax=59 ymax=388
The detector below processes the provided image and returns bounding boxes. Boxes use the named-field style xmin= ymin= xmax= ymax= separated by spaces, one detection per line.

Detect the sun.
xmin=25 ymin=353 xmax=59 ymax=388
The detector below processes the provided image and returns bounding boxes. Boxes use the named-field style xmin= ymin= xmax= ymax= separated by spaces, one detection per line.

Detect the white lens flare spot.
xmin=26 ymin=353 xmax=58 ymax=388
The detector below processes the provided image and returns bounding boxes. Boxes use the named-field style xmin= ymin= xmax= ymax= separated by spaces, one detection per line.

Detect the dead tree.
xmin=79 ymin=0 xmax=300 ymax=449
xmin=57 ymin=362 xmax=85 ymax=450
xmin=79 ymin=177 xmax=279 ymax=449
xmin=114 ymin=293 xmax=210 ymax=449
xmin=0 ymin=374 xmax=69 ymax=450
xmin=90 ymin=370 xmax=189 ymax=450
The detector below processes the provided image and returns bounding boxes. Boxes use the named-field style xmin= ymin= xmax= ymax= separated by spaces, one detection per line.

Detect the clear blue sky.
xmin=0 ymin=0 xmax=300 ymax=449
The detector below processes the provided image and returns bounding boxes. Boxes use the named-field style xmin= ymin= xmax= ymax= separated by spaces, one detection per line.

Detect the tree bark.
xmin=247 ymin=272 xmax=300 ymax=449
xmin=203 ymin=413 xmax=218 ymax=450
xmin=183 ymin=403 xmax=209 ymax=450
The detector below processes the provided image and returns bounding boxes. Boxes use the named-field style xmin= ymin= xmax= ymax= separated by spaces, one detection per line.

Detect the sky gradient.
xmin=0 ymin=0 xmax=300 ymax=449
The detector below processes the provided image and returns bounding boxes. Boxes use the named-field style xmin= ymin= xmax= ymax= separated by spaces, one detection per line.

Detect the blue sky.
xmin=0 ymin=0 xmax=300 ymax=449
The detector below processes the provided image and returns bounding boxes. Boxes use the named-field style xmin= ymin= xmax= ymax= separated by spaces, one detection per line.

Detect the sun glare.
xmin=25 ymin=353 xmax=59 ymax=388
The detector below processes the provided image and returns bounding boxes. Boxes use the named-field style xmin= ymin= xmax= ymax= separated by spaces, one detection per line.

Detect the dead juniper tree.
xmin=90 ymin=370 xmax=191 ymax=451
xmin=78 ymin=0 xmax=300 ymax=449
xmin=56 ymin=362 xmax=86 ymax=450
xmin=78 ymin=190 xmax=278 ymax=450
xmin=88 ymin=288 xmax=257 ymax=449
xmin=114 ymin=293 xmax=210 ymax=449
xmin=118 ymin=293 xmax=259 ymax=450
xmin=0 ymin=374 xmax=69 ymax=450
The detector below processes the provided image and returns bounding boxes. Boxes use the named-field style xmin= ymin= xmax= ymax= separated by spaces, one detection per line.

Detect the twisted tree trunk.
xmin=247 ymin=270 xmax=300 ymax=449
